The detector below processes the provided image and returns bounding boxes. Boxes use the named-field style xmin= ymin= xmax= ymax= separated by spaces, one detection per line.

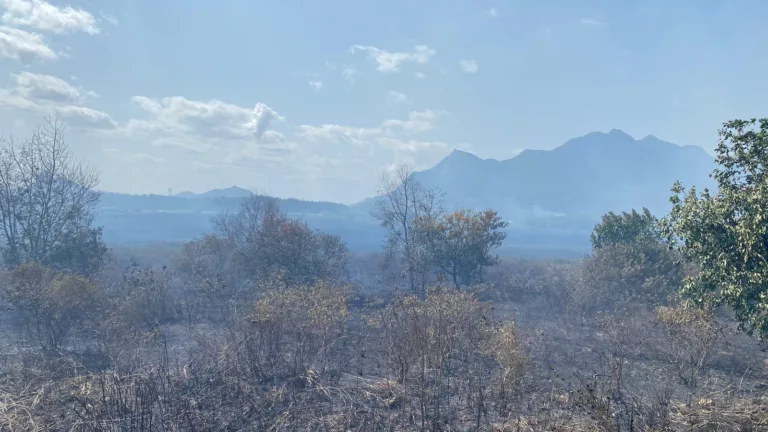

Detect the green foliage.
xmin=45 ymin=226 xmax=109 ymax=277
xmin=579 ymin=242 xmax=683 ymax=312
xmin=414 ymin=209 xmax=508 ymax=288
xmin=663 ymin=118 xmax=768 ymax=338
xmin=582 ymin=207 xmax=680 ymax=313
xmin=590 ymin=207 xmax=661 ymax=250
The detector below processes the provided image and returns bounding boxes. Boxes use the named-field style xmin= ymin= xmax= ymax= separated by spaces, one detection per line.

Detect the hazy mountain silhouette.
xmin=405 ymin=129 xmax=715 ymax=220
xmin=175 ymin=186 xmax=252 ymax=199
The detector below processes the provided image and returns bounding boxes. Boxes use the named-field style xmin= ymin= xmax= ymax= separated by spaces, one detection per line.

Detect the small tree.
xmin=656 ymin=301 xmax=724 ymax=388
xmin=372 ymin=164 xmax=444 ymax=294
xmin=214 ymin=193 xmax=348 ymax=287
xmin=663 ymin=118 xmax=768 ymax=338
xmin=414 ymin=209 xmax=508 ymax=288
xmin=591 ymin=207 xmax=661 ymax=250
xmin=0 ymin=115 xmax=106 ymax=275
xmin=175 ymin=234 xmax=236 ymax=320
xmin=247 ymin=281 xmax=352 ymax=378
xmin=369 ymin=283 xmax=498 ymax=428
xmin=581 ymin=208 xmax=681 ymax=313
xmin=3 ymin=262 xmax=103 ymax=351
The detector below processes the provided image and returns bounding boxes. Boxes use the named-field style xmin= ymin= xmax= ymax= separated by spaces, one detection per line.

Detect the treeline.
xmin=0 ymin=116 xmax=765 ymax=430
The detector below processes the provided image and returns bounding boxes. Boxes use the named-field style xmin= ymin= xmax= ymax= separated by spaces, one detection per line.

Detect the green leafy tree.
xmin=663 ymin=118 xmax=768 ymax=338
xmin=581 ymin=208 xmax=681 ymax=312
xmin=590 ymin=207 xmax=661 ymax=250
xmin=414 ymin=209 xmax=508 ymax=288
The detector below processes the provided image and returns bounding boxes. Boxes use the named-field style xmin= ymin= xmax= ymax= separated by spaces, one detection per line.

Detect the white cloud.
xmin=459 ymin=59 xmax=478 ymax=74
xmin=55 ymin=105 xmax=115 ymax=129
xmin=1 ymin=0 xmax=100 ymax=34
xmin=150 ymin=136 xmax=211 ymax=153
xmin=414 ymin=71 xmax=426 ymax=79
xmin=298 ymin=109 xmax=448 ymax=149
xmin=341 ymin=65 xmax=359 ymax=83
xmin=375 ymin=136 xmax=447 ymax=153
xmin=381 ymin=109 xmax=446 ymax=134
xmin=104 ymin=148 xmax=164 ymax=163
xmin=487 ymin=7 xmax=498 ymax=18
xmin=580 ymin=18 xmax=607 ymax=27
xmin=297 ymin=124 xmax=382 ymax=145
xmin=113 ymin=96 xmax=293 ymax=160
xmin=350 ymin=44 xmax=435 ymax=73
xmin=309 ymin=80 xmax=323 ymax=92
xmin=0 ymin=72 xmax=115 ymax=129
xmin=100 ymin=12 xmax=118 ymax=26
xmin=387 ymin=90 xmax=410 ymax=104
xmin=0 ymin=25 xmax=55 ymax=61
xmin=11 ymin=71 xmax=95 ymax=103
xmin=128 ymin=96 xmax=284 ymax=141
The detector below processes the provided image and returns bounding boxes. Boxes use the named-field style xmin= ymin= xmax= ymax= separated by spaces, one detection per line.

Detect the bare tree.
xmin=212 ymin=191 xmax=282 ymax=253
xmin=372 ymin=164 xmax=443 ymax=295
xmin=0 ymin=115 xmax=103 ymax=274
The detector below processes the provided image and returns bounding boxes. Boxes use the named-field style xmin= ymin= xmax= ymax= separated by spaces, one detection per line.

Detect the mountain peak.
xmin=176 ymin=185 xmax=252 ymax=199
xmin=448 ymin=148 xmax=475 ymax=157
xmin=608 ymin=128 xmax=633 ymax=139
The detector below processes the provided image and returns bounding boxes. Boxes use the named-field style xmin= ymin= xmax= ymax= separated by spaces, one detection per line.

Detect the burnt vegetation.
xmin=0 ymin=116 xmax=767 ymax=431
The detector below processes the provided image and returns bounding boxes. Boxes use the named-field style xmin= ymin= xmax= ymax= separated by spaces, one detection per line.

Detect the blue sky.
xmin=0 ymin=0 xmax=766 ymax=203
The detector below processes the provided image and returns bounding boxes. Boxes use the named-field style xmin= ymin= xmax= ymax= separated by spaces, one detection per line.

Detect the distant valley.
xmin=96 ymin=130 xmax=716 ymax=258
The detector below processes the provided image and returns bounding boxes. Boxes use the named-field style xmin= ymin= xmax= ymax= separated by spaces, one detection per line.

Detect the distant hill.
xmin=99 ymin=191 xmax=349 ymax=215
xmin=175 ymin=186 xmax=252 ymax=199
xmin=355 ymin=129 xmax=715 ymax=221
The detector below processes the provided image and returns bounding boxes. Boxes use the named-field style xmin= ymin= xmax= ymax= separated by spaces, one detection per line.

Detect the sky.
xmin=0 ymin=0 xmax=766 ymax=204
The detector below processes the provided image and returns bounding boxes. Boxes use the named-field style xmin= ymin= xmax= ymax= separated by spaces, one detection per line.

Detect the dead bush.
xmin=2 ymin=262 xmax=103 ymax=352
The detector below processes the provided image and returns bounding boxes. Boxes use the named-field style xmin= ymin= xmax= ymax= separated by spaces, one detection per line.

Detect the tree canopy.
xmin=663 ymin=118 xmax=768 ymax=338
xmin=213 ymin=193 xmax=348 ymax=286
xmin=414 ymin=209 xmax=508 ymax=288
xmin=590 ymin=207 xmax=661 ymax=250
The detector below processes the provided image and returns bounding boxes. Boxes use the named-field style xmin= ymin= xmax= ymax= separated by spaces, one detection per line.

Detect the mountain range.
xmin=406 ymin=129 xmax=715 ymax=220
xmin=96 ymin=129 xmax=716 ymax=257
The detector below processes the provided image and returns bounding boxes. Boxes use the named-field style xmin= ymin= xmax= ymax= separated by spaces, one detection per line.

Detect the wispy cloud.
xmin=387 ymin=90 xmax=410 ymax=104
xmin=0 ymin=71 xmax=115 ymax=129
xmin=1 ymin=0 xmax=100 ymax=34
xmin=341 ymin=65 xmax=358 ymax=84
xmin=459 ymin=59 xmax=478 ymax=74
xmin=350 ymin=44 xmax=435 ymax=73
xmin=580 ymin=18 xmax=607 ymax=27
xmin=0 ymin=25 xmax=56 ymax=61
xmin=487 ymin=7 xmax=498 ymax=18
xmin=309 ymin=81 xmax=323 ymax=92
xmin=104 ymin=148 xmax=164 ymax=163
